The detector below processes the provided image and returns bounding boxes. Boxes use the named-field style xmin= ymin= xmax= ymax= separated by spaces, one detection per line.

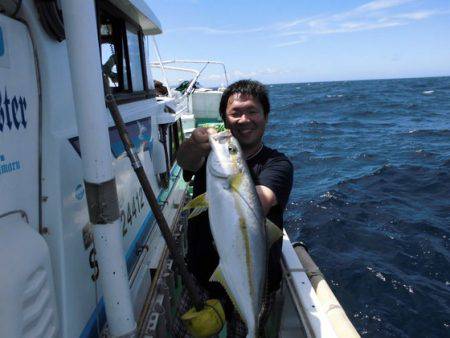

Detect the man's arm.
xmin=256 ymin=185 xmax=277 ymax=216
xmin=255 ymin=156 xmax=294 ymax=216
xmin=177 ymin=127 xmax=217 ymax=172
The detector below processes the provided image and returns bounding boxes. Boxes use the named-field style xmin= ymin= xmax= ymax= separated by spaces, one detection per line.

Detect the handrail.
xmin=150 ymin=64 xmax=198 ymax=99
xmin=150 ymin=63 xmax=209 ymax=97
xmin=152 ymin=65 xmax=199 ymax=77
xmin=148 ymin=38 xmax=228 ymax=97
xmin=281 ymin=230 xmax=339 ymax=338
xmin=151 ymin=36 xmax=172 ymax=98
xmin=151 ymin=59 xmax=229 ymax=86
xmin=293 ymin=243 xmax=360 ymax=338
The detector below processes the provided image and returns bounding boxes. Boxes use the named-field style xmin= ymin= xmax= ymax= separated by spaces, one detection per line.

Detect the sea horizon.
xmin=267 ymin=74 xmax=450 ymax=86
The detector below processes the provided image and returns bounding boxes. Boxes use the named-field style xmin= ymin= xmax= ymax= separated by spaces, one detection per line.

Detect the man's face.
xmin=224 ymin=93 xmax=267 ymax=150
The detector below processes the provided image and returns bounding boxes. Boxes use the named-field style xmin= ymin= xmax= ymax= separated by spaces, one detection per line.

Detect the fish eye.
xmin=228 ymin=145 xmax=237 ymax=154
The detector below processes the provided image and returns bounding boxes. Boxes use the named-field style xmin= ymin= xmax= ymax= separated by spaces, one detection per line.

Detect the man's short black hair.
xmin=219 ymin=79 xmax=270 ymax=120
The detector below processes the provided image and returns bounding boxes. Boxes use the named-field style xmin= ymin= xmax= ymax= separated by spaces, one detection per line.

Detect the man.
xmin=174 ymin=80 xmax=293 ymax=337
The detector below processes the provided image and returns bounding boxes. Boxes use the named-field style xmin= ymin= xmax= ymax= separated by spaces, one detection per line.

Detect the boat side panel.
xmin=0 ymin=13 xmax=39 ymax=229
xmin=5 ymin=2 xmax=201 ymax=337
xmin=53 ymin=105 xmax=166 ymax=337
xmin=80 ymin=165 xmax=187 ymax=338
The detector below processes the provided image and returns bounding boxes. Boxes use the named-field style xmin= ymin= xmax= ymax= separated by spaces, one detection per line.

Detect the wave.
xmin=275 ymin=94 xmax=355 ymax=110
xmin=422 ymin=90 xmax=434 ymax=95
xmin=406 ymin=103 xmax=419 ymax=109
xmin=304 ymin=120 xmax=365 ymax=129
xmin=326 ymin=94 xmax=344 ymax=99
xmin=349 ymin=110 xmax=377 ymax=117
xmin=353 ymin=152 xmax=377 ymax=160
xmin=404 ymin=129 xmax=450 ymax=137
xmin=413 ymin=149 xmax=437 ymax=158
xmin=293 ymin=161 xmax=450 ymax=214
xmin=300 ymin=154 xmax=344 ymax=164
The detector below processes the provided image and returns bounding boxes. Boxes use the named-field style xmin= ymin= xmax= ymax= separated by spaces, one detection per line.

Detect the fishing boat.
xmin=0 ymin=1 xmax=359 ymax=337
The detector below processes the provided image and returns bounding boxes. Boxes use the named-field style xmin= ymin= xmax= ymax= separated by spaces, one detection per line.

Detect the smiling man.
xmin=174 ymin=80 xmax=293 ymax=337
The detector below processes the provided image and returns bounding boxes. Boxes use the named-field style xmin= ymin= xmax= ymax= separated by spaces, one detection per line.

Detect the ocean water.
xmin=265 ymin=77 xmax=450 ymax=337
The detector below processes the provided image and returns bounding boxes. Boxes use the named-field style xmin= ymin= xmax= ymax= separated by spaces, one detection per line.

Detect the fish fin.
xmin=209 ymin=265 xmax=226 ymax=285
xmin=182 ymin=193 xmax=208 ymax=219
xmin=188 ymin=206 xmax=209 ymax=219
xmin=209 ymin=265 xmax=246 ymax=326
xmin=229 ymin=172 xmax=244 ymax=191
xmin=266 ymin=218 xmax=283 ymax=247
xmin=182 ymin=193 xmax=208 ymax=210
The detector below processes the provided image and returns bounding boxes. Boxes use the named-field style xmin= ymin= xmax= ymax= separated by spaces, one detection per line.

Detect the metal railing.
xmin=149 ymin=37 xmax=228 ymax=98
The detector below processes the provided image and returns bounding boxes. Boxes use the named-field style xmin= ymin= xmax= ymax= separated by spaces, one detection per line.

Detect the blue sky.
xmin=148 ymin=0 xmax=450 ymax=85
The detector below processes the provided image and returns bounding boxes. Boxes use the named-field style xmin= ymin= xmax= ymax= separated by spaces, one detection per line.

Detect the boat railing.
xmin=152 ymin=59 xmax=229 ymax=96
xmin=149 ymin=36 xmax=228 ymax=98
xmin=150 ymin=63 xmax=199 ymax=115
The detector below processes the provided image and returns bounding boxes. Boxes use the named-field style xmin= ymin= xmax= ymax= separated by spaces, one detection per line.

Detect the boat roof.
xmin=109 ymin=0 xmax=162 ymax=35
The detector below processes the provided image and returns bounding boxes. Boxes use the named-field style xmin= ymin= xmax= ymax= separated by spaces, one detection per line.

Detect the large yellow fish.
xmin=185 ymin=130 xmax=281 ymax=337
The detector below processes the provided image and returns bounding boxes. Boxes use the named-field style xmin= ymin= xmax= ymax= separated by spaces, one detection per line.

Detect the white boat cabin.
xmin=0 ymin=0 xmax=187 ymax=336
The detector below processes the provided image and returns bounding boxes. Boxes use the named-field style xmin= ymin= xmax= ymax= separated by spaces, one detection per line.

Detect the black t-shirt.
xmin=183 ymin=145 xmax=293 ymax=293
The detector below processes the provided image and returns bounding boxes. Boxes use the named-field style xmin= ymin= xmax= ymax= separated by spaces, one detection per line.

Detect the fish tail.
xmin=246 ymin=327 xmax=261 ymax=338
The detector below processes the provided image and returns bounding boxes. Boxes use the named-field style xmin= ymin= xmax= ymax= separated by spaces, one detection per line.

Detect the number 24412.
xmin=121 ymin=187 xmax=145 ymax=236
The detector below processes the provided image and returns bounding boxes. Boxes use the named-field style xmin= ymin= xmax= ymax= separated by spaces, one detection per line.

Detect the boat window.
xmin=169 ymin=122 xmax=182 ymax=166
xmin=177 ymin=119 xmax=185 ymax=146
xmin=121 ymin=39 xmax=129 ymax=90
xmin=97 ymin=2 xmax=154 ymax=103
xmin=169 ymin=124 xmax=175 ymax=166
xmin=125 ymin=23 xmax=144 ymax=92
xmin=99 ymin=13 xmax=129 ymax=92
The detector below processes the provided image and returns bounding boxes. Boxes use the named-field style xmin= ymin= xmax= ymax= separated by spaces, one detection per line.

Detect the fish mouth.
xmin=209 ymin=130 xmax=240 ymax=154
xmin=208 ymin=131 xmax=242 ymax=178
xmin=210 ymin=130 xmax=232 ymax=143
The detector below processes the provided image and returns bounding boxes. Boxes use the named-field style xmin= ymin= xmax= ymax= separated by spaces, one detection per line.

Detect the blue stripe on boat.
xmin=0 ymin=27 xmax=4 ymax=57
xmin=80 ymin=164 xmax=183 ymax=338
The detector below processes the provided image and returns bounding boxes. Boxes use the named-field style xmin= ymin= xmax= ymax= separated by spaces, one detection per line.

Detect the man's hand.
xmin=191 ymin=127 xmax=217 ymax=155
xmin=177 ymin=127 xmax=217 ymax=172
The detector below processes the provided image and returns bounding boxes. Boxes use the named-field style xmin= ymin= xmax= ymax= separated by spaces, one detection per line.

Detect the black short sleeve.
xmin=256 ymin=156 xmax=293 ymax=210
xmin=185 ymin=145 xmax=293 ymax=293
xmin=247 ymin=146 xmax=293 ymax=292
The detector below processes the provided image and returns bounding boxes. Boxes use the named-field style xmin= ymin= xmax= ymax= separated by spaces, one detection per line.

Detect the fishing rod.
xmin=102 ymin=75 xmax=204 ymax=311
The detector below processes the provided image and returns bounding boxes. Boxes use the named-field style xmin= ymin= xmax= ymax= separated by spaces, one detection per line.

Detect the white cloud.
xmin=390 ymin=10 xmax=442 ymax=20
xmin=355 ymin=0 xmax=414 ymax=13
xmin=275 ymin=37 xmax=307 ymax=48
xmin=201 ymin=73 xmax=227 ymax=84
xmin=275 ymin=1 xmax=449 ymax=46
xmin=278 ymin=20 xmax=405 ymax=37
xmin=166 ymin=26 xmax=266 ymax=35
xmin=278 ymin=0 xmax=414 ymax=34
xmin=274 ymin=15 xmax=323 ymax=31
xmin=232 ymin=67 xmax=287 ymax=80
xmin=164 ymin=1 xmax=449 ymax=48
